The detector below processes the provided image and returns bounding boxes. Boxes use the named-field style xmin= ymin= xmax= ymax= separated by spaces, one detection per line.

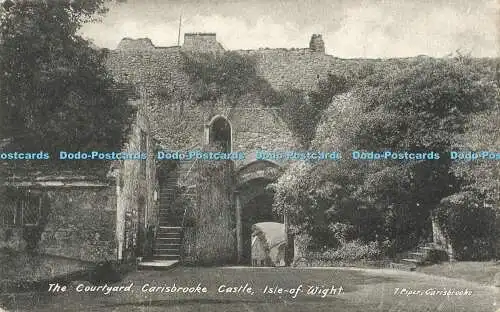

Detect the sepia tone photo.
xmin=0 ymin=0 xmax=499 ymax=311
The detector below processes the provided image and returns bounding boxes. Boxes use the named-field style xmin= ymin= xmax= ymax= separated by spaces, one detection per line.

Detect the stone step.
xmin=157 ymin=228 xmax=182 ymax=233
xmin=156 ymin=238 xmax=180 ymax=244
xmin=154 ymin=248 xmax=181 ymax=253
xmin=158 ymin=221 xmax=179 ymax=226
xmin=158 ymin=221 xmax=182 ymax=225
xmin=388 ymin=262 xmax=416 ymax=272
xmin=153 ymin=244 xmax=180 ymax=250
xmin=158 ymin=226 xmax=182 ymax=230
xmin=158 ymin=225 xmax=182 ymax=229
xmin=157 ymin=229 xmax=182 ymax=235
xmin=419 ymin=246 xmax=445 ymax=252
xmin=158 ymin=218 xmax=177 ymax=222
xmin=156 ymin=235 xmax=181 ymax=240
xmin=151 ymin=255 xmax=180 ymax=260
xmin=159 ymin=187 xmax=177 ymax=192
xmin=138 ymin=260 xmax=179 ymax=270
xmin=159 ymin=192 xmax=176 ymax=197
xmin=155 ymin=243 xmax=181 ymax=249
xmin=408 ymin=252 xmax=426 ymax=259
xmin=158 ymin=213 xmax=177 ymax=217
xmin=401 ymin=258 xmax=421 ymax=265
xmin=156 ymin=236 xmax=181 ymax=240
xmin=158 ymin=212 xmax=174 ymax=216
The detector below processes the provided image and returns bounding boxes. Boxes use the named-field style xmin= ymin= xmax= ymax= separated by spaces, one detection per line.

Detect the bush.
xmin=308 ymin=240 xmax=382 ymax=263
xmin=436 ymin=191 xmax=497 ymax=260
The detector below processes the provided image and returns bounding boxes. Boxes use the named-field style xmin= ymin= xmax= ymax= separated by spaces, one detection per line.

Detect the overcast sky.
xmin=79 ymin=0 xmax=499 ymax=58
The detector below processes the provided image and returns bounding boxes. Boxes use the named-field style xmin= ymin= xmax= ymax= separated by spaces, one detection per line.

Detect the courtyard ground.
xmin=1 ymin=266 xmax=499 ymax=312
xmin=0 ymin=249 xmax=90 ymax=293
xmin=417 ymin=261 xmax=499 ymax=285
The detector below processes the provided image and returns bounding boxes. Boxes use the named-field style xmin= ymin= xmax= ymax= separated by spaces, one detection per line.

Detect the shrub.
xmin=307 ymin=240 xmax=382 ymax=263
xmin=436 ymin=191 xmax=497 ymax=260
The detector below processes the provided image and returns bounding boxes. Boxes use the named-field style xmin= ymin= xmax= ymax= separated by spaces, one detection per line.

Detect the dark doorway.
xmin=241 ymin=192 xmax=281 ymax=265
xmin=209 ymin=116 xmax=231 ymax=153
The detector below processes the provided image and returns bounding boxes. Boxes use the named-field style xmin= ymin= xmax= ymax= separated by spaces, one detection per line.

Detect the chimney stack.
xmin=182 ymin=33 xmax=224 ymax=53
xmin=309 ymin=34 xmax=325 ymax=53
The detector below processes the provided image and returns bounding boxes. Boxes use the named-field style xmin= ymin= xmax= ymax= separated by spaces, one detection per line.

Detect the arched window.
xmin=208 ymin=116 xmax=231 ymax=153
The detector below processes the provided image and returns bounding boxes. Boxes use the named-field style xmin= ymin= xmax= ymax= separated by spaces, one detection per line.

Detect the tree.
xmin=437 ymin=99 xmax=500 ymax=260
xmin=273 ymin=56 xmax=498 ymax=255
xmin=0 ymin=0 xmax=134 ymax=163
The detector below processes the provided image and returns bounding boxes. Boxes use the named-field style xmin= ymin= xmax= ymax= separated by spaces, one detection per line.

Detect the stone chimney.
xmin=182 ymin=33 xmax=224 ymax=53
xmin=309 ymin=34 xmax=325 ymax=53
xmin=116 ymin=38 xmax=155 ymax=50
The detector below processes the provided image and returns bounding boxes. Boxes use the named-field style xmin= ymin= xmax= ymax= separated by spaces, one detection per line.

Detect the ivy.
xmin=182 ymin=51 xmax=349 ymax=147
xmin=181 ymin=51 xmax=266 ymax=104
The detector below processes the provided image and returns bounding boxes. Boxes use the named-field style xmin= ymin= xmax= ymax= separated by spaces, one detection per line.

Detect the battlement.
xmin=109 ymin=33 xmax=336 ymax=92
xmin=114 ymin=33 xmax=327 ymax=56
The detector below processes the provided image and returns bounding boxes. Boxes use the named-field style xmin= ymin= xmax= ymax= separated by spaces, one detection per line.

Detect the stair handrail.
xmin=179 ymin=143 xmax=201 ymax=185
xmin=179 ymin=156 xmax=199 ymax=262
xmin=180 ymin=158 xmax=199 ymax=228
xmin=179 ymin=143 xmax=201 ymax=229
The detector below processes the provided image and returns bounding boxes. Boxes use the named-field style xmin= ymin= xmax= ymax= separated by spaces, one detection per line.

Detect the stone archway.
xmin=234 ymin=161 xmax=285 ymax=265
xmin=207 ymin=115 xmax=231 ymax=153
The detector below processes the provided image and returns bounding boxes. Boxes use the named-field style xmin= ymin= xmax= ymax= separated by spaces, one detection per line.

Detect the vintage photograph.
xmin=0 ymin=0 xmax=499 ymax=311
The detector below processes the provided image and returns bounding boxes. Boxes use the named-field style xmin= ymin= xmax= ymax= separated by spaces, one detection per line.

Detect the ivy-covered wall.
xmin=182 ymin=160 xmax=235 ymax=265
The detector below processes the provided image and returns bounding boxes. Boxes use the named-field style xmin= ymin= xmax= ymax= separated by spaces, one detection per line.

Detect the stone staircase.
xmin=390 ymin=242 xmax=449 ymax=271
xmin=139 ymin=158 xmax=198 ymax=270
xmin=152 ymin=226 xmax=183 ymax=260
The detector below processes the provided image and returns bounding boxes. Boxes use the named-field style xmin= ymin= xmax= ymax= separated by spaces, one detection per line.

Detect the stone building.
xmin=103 ymin=33 xmax=343 ymax=265
xmin=3 ymin=32 xmax=494 ymax=268
xmin=0 ymin=100 xmax=158 ymax=264
xmin=104 ymin=32 xmax=472 ymax=266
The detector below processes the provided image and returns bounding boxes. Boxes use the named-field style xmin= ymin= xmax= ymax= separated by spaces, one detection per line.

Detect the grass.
xmin=417 ymin=261 xmax=500 ymax=285
xmin=1 ymin=266 xmax=498 ymax=312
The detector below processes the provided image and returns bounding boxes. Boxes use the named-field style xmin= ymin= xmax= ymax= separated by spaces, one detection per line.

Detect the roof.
xmin=252 ymin=222 xmax=286 ymax=249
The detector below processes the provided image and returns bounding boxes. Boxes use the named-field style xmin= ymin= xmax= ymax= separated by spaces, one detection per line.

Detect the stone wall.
xmin=115 ymin=104 xmax=158 ymax=261
xmin=38 ymin=187 xmax=117 ymax=262
xmin=0 ymin=183 xmax=117 ymax=263
xmin=105 ymin=34 xmax=360 ymax=159
xmin=235 ymin=48 xmax=336 ymax=91
xmin=496 ymin=211 xmax=500 ymax=259
xmin=106 ymin=36 xmax=319 ymax=156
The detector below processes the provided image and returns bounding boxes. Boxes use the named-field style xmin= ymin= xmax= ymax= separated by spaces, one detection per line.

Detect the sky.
xmin=79 ymin=0 xmax=500 ymax=58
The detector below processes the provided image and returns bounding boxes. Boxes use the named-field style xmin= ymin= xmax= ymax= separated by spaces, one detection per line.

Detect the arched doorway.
xmin=234 ymin=160 xmax=286 ymax=265
xmin=240 ymin=187 xmax=281 ymax=264
xmin=208 ymin=116 xmax=231 ymax=153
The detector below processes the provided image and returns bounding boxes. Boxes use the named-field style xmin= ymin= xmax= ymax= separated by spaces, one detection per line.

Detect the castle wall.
xmin=106 ymin=35 xmax=333 ymax=158
xmin=105 ymin=35 xmax=337 ymax=264
xmin=235 ymin=49 xmax=337 ymax=91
